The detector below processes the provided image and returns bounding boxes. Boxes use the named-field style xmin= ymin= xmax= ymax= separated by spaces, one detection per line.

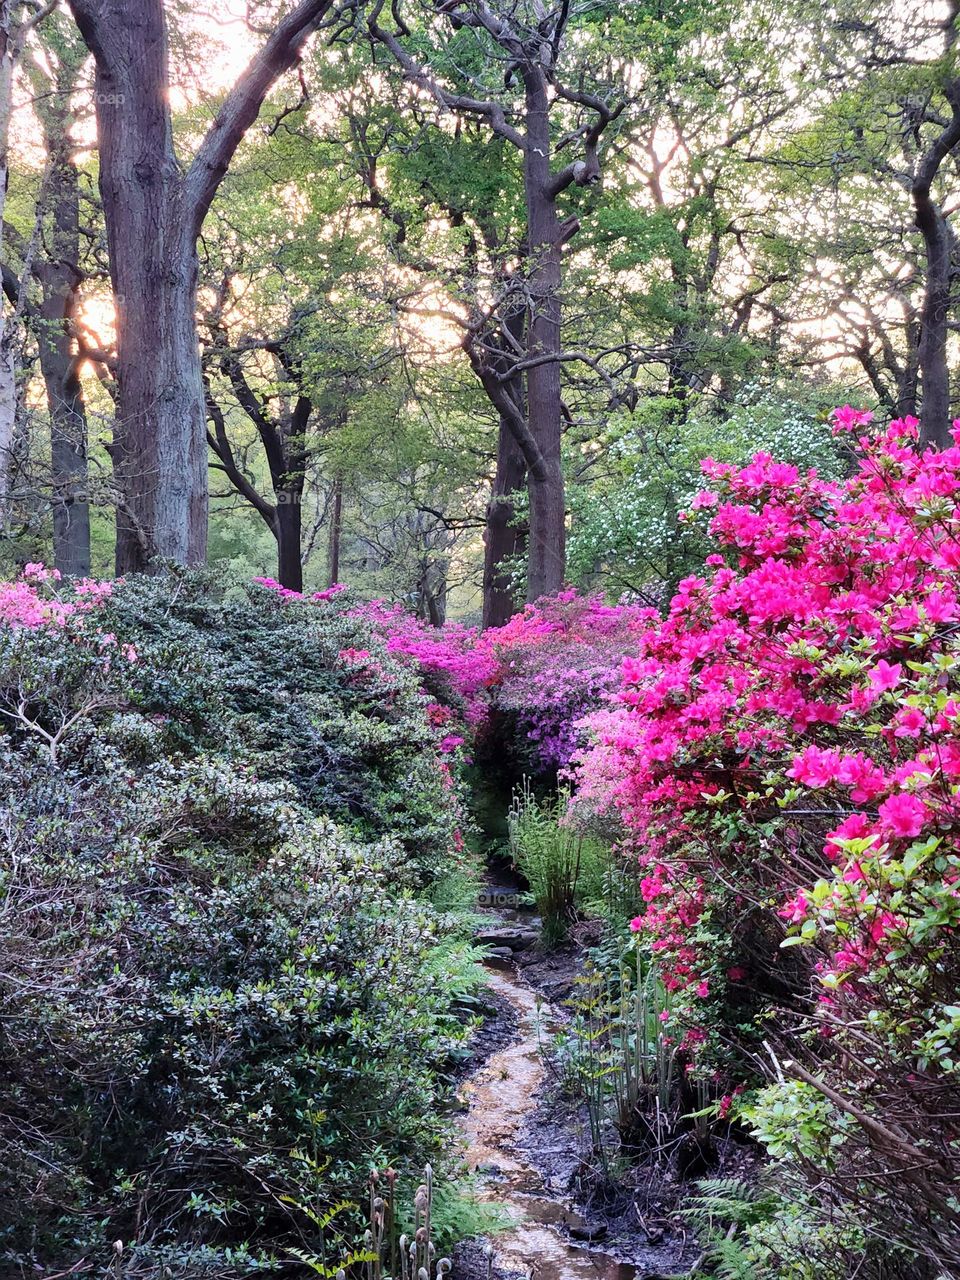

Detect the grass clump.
xmin=507 ymin=780 xmax=610 ymax=944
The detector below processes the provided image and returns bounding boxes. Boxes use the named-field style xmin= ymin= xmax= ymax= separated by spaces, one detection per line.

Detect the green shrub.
xmin=0 ymin=749 xmax=471 ymax=1272
xmin=91 ymin=571 xmax=462 ymax=879
xmin=0 ymin=571 xmax=476 ymax=1276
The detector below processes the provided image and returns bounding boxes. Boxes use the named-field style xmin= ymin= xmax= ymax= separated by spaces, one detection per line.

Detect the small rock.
xmin=475 ymin=1161 xmax=503 ymax=1176
xmin=568 ymin=1222 xmax=608 ymax=1243
xmin=475 ymin=926 xmax=538 ymax=951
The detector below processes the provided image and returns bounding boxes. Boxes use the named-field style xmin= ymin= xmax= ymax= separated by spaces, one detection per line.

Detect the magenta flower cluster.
xmin=570 ymin=410 xmax=960 ymax=1036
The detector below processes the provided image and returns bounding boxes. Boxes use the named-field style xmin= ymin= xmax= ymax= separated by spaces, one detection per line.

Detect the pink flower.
xmin=877 ymin=792 xmax=927 ymax=839
xmin=640 ymin=874 xmax=664 ymax=901
xmin=778 ymin=892 xmax=808 ymax=924
xmin=836 ymin=754 xmax=887 ymax=802
xmin=691 ymin=489 xmax=719 ymax=510
xmin=22 ymin=562 xmax=60 ymax=582
xmin=869 ymin=912 xmax=900 ymax=944
xmin=867 ymin=660 xmax=902 ymax=694
xmin=788 ymin=746 xmax=843 ymax=788
xmin=338 ymin=647 xmax=371 ymax=664
xmin=824 ymin=812 xmax=873 ymax=861
xmin=894 ymin=707 xmax=926 ymax=738
xmin=831 ymin=405 xmax=874 ymax=433
xmin=536 ymin=415 xmax=960 ymax=1037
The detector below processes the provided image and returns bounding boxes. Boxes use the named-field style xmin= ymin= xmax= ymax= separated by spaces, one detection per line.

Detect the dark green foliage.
xmin=87 ymin=572 xmax=460 ymax=876
xmin=0 ymin=573 xmax=476 ymax=1276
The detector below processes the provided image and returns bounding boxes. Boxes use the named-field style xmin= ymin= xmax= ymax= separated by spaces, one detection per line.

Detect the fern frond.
xmin=687 ymin=1177 xmax=779 ymax=1228
xmin=708 ymin=1233 xmax=760 ymax=1280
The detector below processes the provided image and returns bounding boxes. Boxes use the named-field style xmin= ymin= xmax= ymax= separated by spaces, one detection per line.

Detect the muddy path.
xmin=456 ymin=952 xmax=694 ymax=1280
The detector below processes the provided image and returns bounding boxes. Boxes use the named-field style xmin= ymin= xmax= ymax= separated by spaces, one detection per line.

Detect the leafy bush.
xmin=483 ymin=592 xmax=648 ymax=774
xmin=572 ymin=410 xmax=960 ymax=1275
xmin=347 ymin=598 xmax=496 ymax=742
xmin=89 ymin=572 xmax=465 ymax=879
xmin=566 ymin=386 xmax=848 ymax=600
xmin=0 ymin=570 xmax=479 ymax=1276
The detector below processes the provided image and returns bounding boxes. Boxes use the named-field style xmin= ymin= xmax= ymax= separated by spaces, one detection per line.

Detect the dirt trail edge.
xmin=456 ymin=954 xmax=692 ymax=1280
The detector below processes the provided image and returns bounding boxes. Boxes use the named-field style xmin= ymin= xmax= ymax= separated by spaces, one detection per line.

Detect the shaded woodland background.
xmin=1 ymin=1 xmax=958 ymax=622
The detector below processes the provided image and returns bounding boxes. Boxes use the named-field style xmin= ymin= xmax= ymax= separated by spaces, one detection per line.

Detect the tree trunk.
xmin=417 ymin=557 xmax=447 ymax=626
xmin=76 ymin=1 xmax=206 ymax=571
xmin=914 ymin=190 xmax=954 ymax=448
xmin=275 ymin=491 xmax=303 ymax=593
xmin=483 ymin=419 xmax=526 ymax=628
xmin=110 ymin=237 xmax=206 ymax=573
xmin=0 ymin=2 xmax=18 ymax=512
xmin=36 ymin=148 xmax=90 ymax=577
xmin=327 ymin=473 xmax=343 ymax=587
xmin=899 ymin=311 xmax=921 ymax=419
xmin=38 ymin=298 xmax=91 ymax=578
xmin=522 ymin=71 xmax=566 ymax=602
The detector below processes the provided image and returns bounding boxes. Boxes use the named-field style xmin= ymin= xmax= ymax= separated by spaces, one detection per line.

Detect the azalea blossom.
xmin=877 ymin=792 xmax=927 ymax=839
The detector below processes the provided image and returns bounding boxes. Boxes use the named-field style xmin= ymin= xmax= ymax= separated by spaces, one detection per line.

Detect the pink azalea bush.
xmin=350 ymin=599 xmax=496 ymax=737
xmin=572 ymin=410 xmax=960 ymax=1269
xmin=0 ymin=563 xmax=114 ymax=628
xmin=254 ymin=584 xmax=648 ymax=772
xmin=481 ymin=591 xmax=648 ymax=770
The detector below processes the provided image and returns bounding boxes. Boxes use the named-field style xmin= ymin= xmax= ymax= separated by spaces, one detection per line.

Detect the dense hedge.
xmin=95 ymin=575 xmax=463 ymax=875
xmin=0 ymin=572 xmax=474 ymax=1277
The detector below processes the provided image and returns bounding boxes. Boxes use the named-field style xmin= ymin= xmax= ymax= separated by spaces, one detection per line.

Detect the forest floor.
xmin=452 ymin=881 xmax=705 ymax=1280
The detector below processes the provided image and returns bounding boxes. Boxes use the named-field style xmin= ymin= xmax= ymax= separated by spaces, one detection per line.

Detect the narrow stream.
xmin=459 ymin=962 xmax=638 ymax=1280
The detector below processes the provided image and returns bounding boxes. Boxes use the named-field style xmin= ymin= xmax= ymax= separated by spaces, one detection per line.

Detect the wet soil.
xmin=453 ymin=949 xmax=698 ymax=1280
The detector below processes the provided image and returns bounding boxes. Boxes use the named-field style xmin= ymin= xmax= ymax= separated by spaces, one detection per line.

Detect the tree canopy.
xmin=1 ymin=0 xmax=959 ymax=617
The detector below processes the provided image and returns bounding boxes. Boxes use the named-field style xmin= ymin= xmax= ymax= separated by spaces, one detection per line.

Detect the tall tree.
xmin=344 ymin=94 xmax=529 ymax=623
xmin=482 ymin=355 xmax=527 ymax=628
xmin=193 ymin=117 xmax=458 ymax=597
xmin=21 ymin=14 xmax=93 ymax=575
xmin=910 ymin=4 xmax=960 ymax=447
xmin=64 ymin=0 xmax=338 ymax=572
xmin=0 ymin=0 xmax=55 ymax=515
xmin=205 ymin=323 xmax=315 ymax=594
xmin=753 ymin=0 xmax=960 ymax=445
xmin=365 ymin=0 xmax=623 ymax=602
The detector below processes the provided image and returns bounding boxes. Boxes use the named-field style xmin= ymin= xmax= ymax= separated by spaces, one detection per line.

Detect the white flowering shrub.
xmin=567 ymin=387 xmax=848 ymax=597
